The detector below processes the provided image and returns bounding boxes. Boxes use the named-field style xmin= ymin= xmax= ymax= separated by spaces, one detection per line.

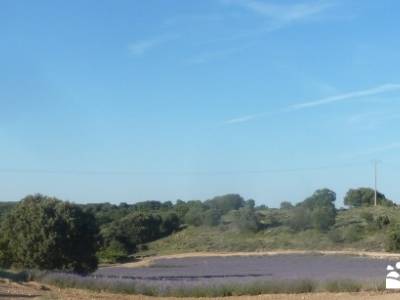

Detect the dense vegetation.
xmin=0 ymin=187 xmax=399 ymax=273
xmin=0 ymin=195 xmax=99 ymax=274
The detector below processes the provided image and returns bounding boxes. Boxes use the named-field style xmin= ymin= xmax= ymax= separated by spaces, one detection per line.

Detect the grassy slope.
xmin=139 ymin=206 xmax=400 ymax=256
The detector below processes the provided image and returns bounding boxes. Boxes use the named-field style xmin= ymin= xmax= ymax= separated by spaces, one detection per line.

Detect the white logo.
xmin=386 ymin=262 xmax=400 ymax=289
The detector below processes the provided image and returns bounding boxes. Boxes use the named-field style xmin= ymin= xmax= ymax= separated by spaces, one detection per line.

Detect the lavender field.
xmin=89 ymin=255 xmax=391 ymax=289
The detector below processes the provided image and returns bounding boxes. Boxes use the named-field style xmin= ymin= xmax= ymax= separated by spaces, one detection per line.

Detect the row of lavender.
xmin=29 ymin=255 xmax=391 ymax=295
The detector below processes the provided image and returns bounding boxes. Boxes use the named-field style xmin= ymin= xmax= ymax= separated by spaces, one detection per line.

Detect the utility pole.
xmin=374 ymin=160 xmax=379 ymax=206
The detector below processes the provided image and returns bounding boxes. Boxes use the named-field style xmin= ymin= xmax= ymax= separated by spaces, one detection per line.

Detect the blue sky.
xmin=1 ymin=0 xmax=400 ymax=206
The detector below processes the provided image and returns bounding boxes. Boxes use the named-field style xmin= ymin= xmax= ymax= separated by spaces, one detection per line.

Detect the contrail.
xmin=289 ymin=83 xmax=400 ymax=110
xmin=223 ymin=83 xmax=400 ymax=124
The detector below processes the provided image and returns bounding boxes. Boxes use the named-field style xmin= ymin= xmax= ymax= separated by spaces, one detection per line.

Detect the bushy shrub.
xmin=344 ymin=188 xmax=394 ymax=207
xmin=343 ymin=224 xmax=363 ymax=243
xmin=324 ymin=279 xmax=361 ymax=292
xmin=97 ymin=240 xmax=129 ymax=263
xmin=184 ymin=206 xmax=205 ymax=226
xmin=288 ymin=189 xmax=337 ymax=232
xmin=327 ymin=229 xmax=343 ymax=243
xmin=360 ymin=211 xmax=374 ymax=224
xmin=288 ymin=207 xmax=311 ymax=231
xmin=0 ymin=194 xmax=99 ymax=274
xmin=311 ymin=206 xmax=336 ymax=232
xmin=385 ymin=225 xmax=400 ymax=252
xmin=376 ymin=215 xmax=390 ymax=229
xmin=205 ymin=194 xmax=245 ymax=214
xmin=203 ymin=209 xmax=222 ymax=227
xmin=101 ymin=213 xmax=163 ymax=255
xmin=280 ymin=201 xmax=293 ymax=209
xmin=231 ymin=207 xmax=261 ymax=233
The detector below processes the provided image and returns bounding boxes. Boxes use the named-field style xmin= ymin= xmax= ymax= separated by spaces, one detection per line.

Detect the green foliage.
xmin=2 ymin=188 xmax=400 ymax=270
xmin=0 ymin=194 xmax=99 ymax=274
xmin=0 ymin=202 xmax=16 ymax=223
xmin=184 ymin=206 xmax=205 ymax=226
xmin=160 ymin=212 xmax=180 ymax=235
xmin=386 ymin=224 xmax=400 ymax=252
xmin=205 ymin=194 xmax=245 ymax=214
xmin=245 ymin=199 xmax=256 ymax=209
xmin=0 ymin=238 xmax=12 ymax=268
xmin=311 ymin=205 xmax=336 ymax=231
xmin=288 ymin=207 xmax=311 ymax=231
xmin=344 ymin=188 xmax=394 ymax=207
xmin=97 ymin=240 xmax=129 ymax=263
xmin=231 ymin=207 xmax=261 ymax=233
xmin=280 ymin=201 xmax=293 ymax=209
xmin=343 ymin=224 xmax=363 ymax=243
xmin=290 ymin=189 xmax=337 ymax=232
xmin=101 ymin=213 xmax=162 ymax=253
xmin=259 ymin=209 xmax=284 ymax=228
xmin=327 ymin=228 xmax=344 ymax=243
xmin=376 ymin=215 xmax=390 ymax=229
xmin=143 ymin=202 xmax=400 ymax=256
xmin=99 ymin=211 xmax=181 ymax=263
xmin=360 ymin=211 xmax=374 ymax=223
xmin=174 ymin=200 xmax=190 ymax=219
xmin=301 ymin=188 xmax=336 ymax=210
xmin=324 ymin=279 xmax=361 ymax=292
xmin=203 ymin=209 xmax=222 ymax=226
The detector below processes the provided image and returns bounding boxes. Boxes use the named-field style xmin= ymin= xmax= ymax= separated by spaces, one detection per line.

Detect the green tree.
xmin=101 ymin=212 xmax=162 ymax=253
xmin=344 ymin=188 xmax=394 ymax=207
xmin=0 ymin=194 xmax=99 ymax=274
xmin=288 ymin=207 xmax=311 ymax=231
xmin=280 ymin=201 xmax=293 ymax=209
xmin=97 ymin=240 xmax=129 ymax=263
xmin=205 ymin=194 xmax=245 ymax=214
xmin=386 ymin=225 xmax=400 ymax=252
xmin=302 ymin=189 xmax=336 ymax=210
xmin=311 ymin=206 xmax=336 ymax=231
xmin=160 ymin=212 xmax=180 ymax=235
xmin=174 ymin=200 xmax=190 ymax=220
xmin=203 ymin=208 xmax=222 ymax=226
xmin=289 ymin=189 xmax=337 ymax=232
xmin=231 ymin=207 xmax=260 ymax=233
xmin=184 ymin=206 xmax=205 ymax=226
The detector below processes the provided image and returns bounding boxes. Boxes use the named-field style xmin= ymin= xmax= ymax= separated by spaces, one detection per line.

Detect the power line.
xmin=0 ymin=161 xmax=372 ymax=176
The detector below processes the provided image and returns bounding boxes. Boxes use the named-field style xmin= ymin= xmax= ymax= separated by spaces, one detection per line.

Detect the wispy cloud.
xmin=190 ymin=1 xmax=335 ymax=64
xmin=224 ymin=113 xmax=264 ymax=124
xmin=224 ymin=83 xmax=400 ymax=125
xmin=222 ymin=0 xmax=335 ymax=24
xmin=129 ymin=34 xmax=179 ymax=56
xmin=164 ymin=13 xmax=230 ymax=26
xmin=289 ymin=84 xmax=400 ymax=110
xmin=186 ymin=43 xmax=255 ymax=65
xmin=223 ymin=110 xmax=282 ymax=124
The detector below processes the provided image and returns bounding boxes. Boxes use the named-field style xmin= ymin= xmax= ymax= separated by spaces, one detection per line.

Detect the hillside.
xmin=139 ymin=206 xmax=400 ymax=256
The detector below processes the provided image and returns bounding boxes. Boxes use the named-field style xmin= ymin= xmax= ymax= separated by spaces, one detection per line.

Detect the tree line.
xmin=0 ymin=187 xmax=397 ymax=274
